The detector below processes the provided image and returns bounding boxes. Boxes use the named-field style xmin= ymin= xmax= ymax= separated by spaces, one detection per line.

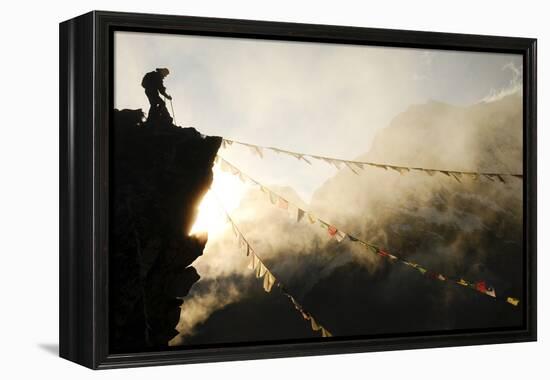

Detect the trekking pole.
xmin=169 ymin=98 xmax=177 ymax=126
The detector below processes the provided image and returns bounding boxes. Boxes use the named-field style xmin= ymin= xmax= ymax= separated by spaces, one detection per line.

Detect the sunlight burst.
xmin=189 ymin=165 xmax=247 ymax=238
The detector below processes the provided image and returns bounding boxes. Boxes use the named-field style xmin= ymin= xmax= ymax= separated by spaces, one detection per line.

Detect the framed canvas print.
xmin=59 ymin=11 xmax=537 ymax=369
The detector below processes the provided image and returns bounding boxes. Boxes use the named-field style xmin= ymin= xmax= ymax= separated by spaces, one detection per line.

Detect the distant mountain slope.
xmin=182 ymin=95 xmax=523 ymax=345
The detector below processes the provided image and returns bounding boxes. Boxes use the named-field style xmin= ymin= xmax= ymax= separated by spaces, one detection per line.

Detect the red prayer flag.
xmin=475 ymin=281 xmax=488 ymax=293
xmin=378 ymin=250 xmax=390 ymax=258
xmin=278 ymin=198 xmax=288 ymax=210
xmin=328 ymin=225 xmax=337 ymax=236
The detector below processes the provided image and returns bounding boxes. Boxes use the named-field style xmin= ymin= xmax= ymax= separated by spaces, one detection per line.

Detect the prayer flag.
xmin=327 ymin=225 xmax=338 ymax=237
xmin=335 ymin=230 xmax=346 ymax=242
xmin=310 ymin=317 xmax=322 ymax=331
xmin=457 ymin=278 xmax=469 ymax=287
xmin=506 ymin=297 xmax=519 ymax=306
xmin=344 ymin=161 xmax=359 ymax=175
xmin=263 ymin=271 xmax=276 ymax=292
xmin=485 ymin=287 xmax=496 ymax=298
xmin=248 ymin=145 xmax=263 ymax=158
xmin=449 ymin=172 xmax=462 ymax=183
xmin=269 ymin=191 xmax=278 ymax=205
xmin=248 ymin=254 xmax=258 ymax=271
xmin=370 ymin=163 xmax=388 ymax=170
xmin=297 ymin=208 xmax=305 ymax=222
xmin=391 ymin=166 xmax=409 ymax=175
xmin=475 ymin=281 xmax=488 ymax=294
xmin=278 ymin=197 xmax=289 ymax=210
xmin=307 ymin=213 xmax=317 ymax=224
xmin=425 ymin=169 xmax=437 ymax=176
xmin=255 ymin=261 xmax=267 ymax=278
xmin=220 ymin=160 xmax=231 ymax=172
xmin=437 ymin=274 xmax=446 ymax=281
xmin=321 ymin=328 xmax=333 ymax=338
xmin=417 ymin=267 xmax=427 ymax=275
xmin=378 ymin=250 xmax=390 ymax=258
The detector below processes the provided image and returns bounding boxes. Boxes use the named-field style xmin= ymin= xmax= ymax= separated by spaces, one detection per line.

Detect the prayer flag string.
xmin=213 ymin=193 xmax=334 ymax=338
xmin=221 ymin=138 xmax=522 ymax=182
xmin=216 ymin=155 xmax=520 ymax=307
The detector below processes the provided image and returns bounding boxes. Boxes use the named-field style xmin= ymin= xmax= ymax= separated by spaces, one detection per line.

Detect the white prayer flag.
xmin=248 ymin=254 xmax=257 ymax=271
xmin=335 ymin=230 xmax=347 ymax=242
xmin=220 ymin=160 xmax=231 ymax=173
xmin=288 ymin=203 xmax=300 ymax=221
xmin=344 ymin=161 xmax=359 ymax=175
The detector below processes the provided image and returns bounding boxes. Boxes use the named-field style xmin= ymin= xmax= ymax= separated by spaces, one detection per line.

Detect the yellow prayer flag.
xmin=258 ymin=262 xmax=268 ymax=278
xmin=310 ymin=317 xmax=322 ymax=331
xmin=507 ymin=297 xmax=519 ymax=306
xmin=263 ymin=271 xmax=276 ymax=292
xmin=321 ymin=328 xmax=333 ymax=338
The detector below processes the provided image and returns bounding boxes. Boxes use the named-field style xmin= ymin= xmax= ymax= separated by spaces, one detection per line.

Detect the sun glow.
xmin=189 ymin=165 xmax=247 ymax=238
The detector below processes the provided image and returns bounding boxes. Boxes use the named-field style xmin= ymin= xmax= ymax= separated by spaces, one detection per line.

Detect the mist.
xmin=112 ymin=31 xmax=523 ymax=345
xmin=173 ymin=93 xmax=523 ymax=345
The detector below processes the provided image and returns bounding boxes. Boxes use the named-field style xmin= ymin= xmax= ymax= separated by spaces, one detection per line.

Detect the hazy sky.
xmin=114 ymin=31 xmax=522 ymax=201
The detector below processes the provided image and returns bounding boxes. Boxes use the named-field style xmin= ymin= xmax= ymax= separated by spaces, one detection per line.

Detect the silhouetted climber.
xmin=142 ymin=68 xmax=173 ymax=125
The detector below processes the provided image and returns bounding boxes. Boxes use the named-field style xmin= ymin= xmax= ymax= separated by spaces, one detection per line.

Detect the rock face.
xmin=110 ymin=109 xmax=221 ymax=353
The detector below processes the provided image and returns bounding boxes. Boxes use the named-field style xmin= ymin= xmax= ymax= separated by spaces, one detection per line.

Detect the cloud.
xmin=482 ymin=61 xmax=523 ymax=102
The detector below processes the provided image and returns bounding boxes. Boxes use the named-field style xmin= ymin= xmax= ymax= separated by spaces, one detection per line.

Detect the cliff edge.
xmin=110 ymin=109 xmax=221 ymax=353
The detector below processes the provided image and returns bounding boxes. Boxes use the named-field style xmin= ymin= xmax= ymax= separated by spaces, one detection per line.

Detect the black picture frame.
xmin=59 ymin=10 xmax=537 ymax=369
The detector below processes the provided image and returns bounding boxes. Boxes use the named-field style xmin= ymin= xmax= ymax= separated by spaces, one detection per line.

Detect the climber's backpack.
xmin=141 ymin=72 xmax=157 ymax=89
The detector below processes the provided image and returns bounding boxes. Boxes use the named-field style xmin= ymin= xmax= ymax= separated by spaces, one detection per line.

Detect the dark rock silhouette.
xmin=142 ymin=68 xmax=173 ymax=125
xmin=110 ymin=108 xmax=221 ymax=353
